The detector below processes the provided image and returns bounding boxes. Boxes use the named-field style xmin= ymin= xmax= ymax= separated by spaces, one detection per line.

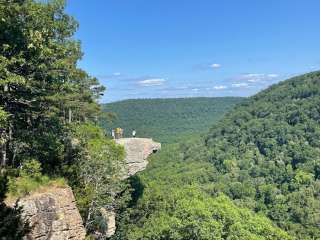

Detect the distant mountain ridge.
xmin=102 ymin=97 xmax=243 ymax=143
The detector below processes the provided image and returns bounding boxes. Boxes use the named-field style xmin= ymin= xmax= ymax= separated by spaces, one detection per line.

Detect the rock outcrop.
xmin=115 ymin=138 xmax=161 ymax=178
xmin=16 ymin=186 xmax=86 ymax=240
xmin=101 ymin=138 xmax=161 ymax=237
xmin=100 ymin=208 xmax=116 ymax=238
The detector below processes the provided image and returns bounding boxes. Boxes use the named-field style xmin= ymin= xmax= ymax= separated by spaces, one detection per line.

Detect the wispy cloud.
xmin=310 ymin=66 xmax=319 ymax=70
xmin=235 ymin=73 xmax=279 ymax=83
xmin=213 ymin=85 xmax=227 ymax=90
xmin=232 ymin=83 xmax=249 ymax=88
xmin=210 ymin=63 xmax=221 ymax=69
xmin=138 ymin=78 xmax=166 ymax=87
xmin=193 ymin=62 xmax=222 ymax=71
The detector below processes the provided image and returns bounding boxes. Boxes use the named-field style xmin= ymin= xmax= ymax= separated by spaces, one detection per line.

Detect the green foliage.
xmin=0 ymin=0 xmax=104 ymax=172
xmin=0 ymin=1 xmax=122 ymax=237
xmin=0 ymin=173 xmax=30 ymax=240
xmin=65 ymin=123 xmax=126 ymax=236
xmin=181 ymin=72 xmax=320 ymax=239
xmin=0 ymin=108 xmax=8 ymax=128
xmin=102 ymin=97 xmax=242 ymax=143
xmin=2 ymin=0 xmax=319 ymax=239
xmin=114 ymin=73 xmax=320 ymax=239
xmin=0 ymin=0 xmax=128 ymax=238
xmin=8 ymin=159 xmax=66 ymax=198
xmin=128 ymin=189 xmax=292 ymax=240
xmin=114 ymin=145 xmax=292 ymax=240
xmin=19 ymin=159 xmax=42 ymax=179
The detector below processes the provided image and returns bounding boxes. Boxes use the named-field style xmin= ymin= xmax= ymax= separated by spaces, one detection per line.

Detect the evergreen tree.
xmin=0 ymin=0 xmax=105 ymax=172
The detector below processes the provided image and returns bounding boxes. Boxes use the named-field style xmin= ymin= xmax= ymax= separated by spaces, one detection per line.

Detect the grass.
xmin=7 ymin=175 xmax=67 ymax=200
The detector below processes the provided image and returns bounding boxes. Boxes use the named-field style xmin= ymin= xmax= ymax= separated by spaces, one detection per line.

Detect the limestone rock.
xmin=17 ymin=186 xmax=86 ymax=240
xmin=115 ymin=138 xmax=161 ymax=178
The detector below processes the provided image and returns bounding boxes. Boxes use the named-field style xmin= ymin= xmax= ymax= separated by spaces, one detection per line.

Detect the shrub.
xmin=8 ymin=159 xmax=66 ymax=198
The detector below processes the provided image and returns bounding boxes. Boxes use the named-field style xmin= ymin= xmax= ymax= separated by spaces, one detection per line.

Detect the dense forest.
xmin=102 ymin=97 xmax=242 ymax=143
xmin=114 ymin=72 xmax=320 ymax=240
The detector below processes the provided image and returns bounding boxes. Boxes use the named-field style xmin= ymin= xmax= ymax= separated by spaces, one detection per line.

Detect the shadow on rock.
xmin=0 ymin=174 xmax=31 ymax=240
xmin=128 ymin=175 xmax=144 ymax=207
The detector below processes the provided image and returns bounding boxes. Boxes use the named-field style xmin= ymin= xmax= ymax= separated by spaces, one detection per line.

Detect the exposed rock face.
xmin=115 ymin=138 xmax=161 ymax=178
xmin=101 ymin=138 xmax=161 ymax=237
xmin=100 ymin=208 xmax=116 ymax=238
xmin=17 ymin=186 xmax=86 ymax=240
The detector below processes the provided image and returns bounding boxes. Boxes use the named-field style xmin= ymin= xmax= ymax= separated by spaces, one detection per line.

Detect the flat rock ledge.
xmin=115 ymin=138 xmax=161 ymax=178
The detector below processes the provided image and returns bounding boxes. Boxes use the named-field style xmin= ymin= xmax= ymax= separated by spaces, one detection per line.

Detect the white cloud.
xmin=237 ymin=73 xmax=279 ymax=83
xmin=210 ymin=63 xmax=221 ymax=69
xmin=113 ymin=72 xmax=121 ymax=76
xmin=267 ymin=74 xmax=279 ymax=78
xmin=232 ymin=83 xmax=249 ymax=88
xmin=213 ymin=85 xmax=227 ymax=90
xmin=191 ymin=88 xmax=199 ymax=92
xmin=138 ymin=78 xmax=166 ymax=87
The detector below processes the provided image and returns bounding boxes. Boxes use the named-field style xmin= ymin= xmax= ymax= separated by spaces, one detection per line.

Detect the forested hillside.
xmin=0 ymin=1 xmax=126 ymax=238
xmin=199 ymin=72 xmax=320 ymax=239
xmin=102 ymin=97 xmax=242 ymax=143
xmin=114 ymin=72 xmax=320 ymax=240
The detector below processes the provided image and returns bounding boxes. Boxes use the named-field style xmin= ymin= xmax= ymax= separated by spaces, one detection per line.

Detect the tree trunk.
xmin=68 ymin=108 xmax=72 ymax=124
xmin=0 ymin=130 xmax=7 ymax=167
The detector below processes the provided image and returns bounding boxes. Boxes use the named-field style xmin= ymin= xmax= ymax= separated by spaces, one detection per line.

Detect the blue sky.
xmin=66 ymin=0 xmax=320 ymax=103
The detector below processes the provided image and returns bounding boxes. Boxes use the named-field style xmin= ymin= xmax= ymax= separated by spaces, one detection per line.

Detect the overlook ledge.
xmin=115 ymin=138 xmax=161 ymax=178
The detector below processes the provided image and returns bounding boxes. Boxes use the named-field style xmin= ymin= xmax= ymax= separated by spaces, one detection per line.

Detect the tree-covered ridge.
xmin=192 ymin=71 xmax=320 ymax=239
xmin=102 ymin=97 xmax=243 ymax=143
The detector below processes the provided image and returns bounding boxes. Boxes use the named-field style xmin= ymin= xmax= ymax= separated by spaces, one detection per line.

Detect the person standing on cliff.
xmin=132 ymin=130 xmax=136 ymax=138
xmin=111 ymin=129 xmax=115 ymax=139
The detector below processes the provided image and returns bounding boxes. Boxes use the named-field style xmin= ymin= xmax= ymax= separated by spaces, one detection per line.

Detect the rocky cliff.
xmin=16 ymin=186 xmax=86 ymax=240
xmin=8 ymin=138 xmax=160 ymax=239
xmin=102 ymin=138 xmax=161 ymax=237
xmin=115 ymin=138 xmax=161 ymax=177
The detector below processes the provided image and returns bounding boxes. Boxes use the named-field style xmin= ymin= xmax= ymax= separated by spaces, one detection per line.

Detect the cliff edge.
xmin=15 ymin=186 xmax=86 ymax=240
xmin=100 ymin=138 xmax=161 ymax=237
xmin=115 ymin=138 xmax=161 ymax=178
